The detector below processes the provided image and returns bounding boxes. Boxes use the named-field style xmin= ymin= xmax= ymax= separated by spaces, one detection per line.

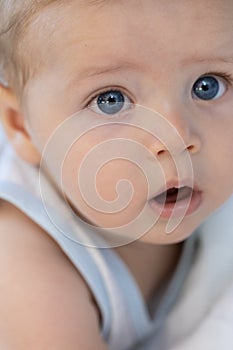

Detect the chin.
xmin=137 ymin=215 xmax=204 ymax=245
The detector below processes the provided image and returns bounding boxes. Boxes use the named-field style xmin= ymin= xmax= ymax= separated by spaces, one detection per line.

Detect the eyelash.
xmin=198 ymin=71 xmax=233 ymax=90
xmin=206 ymin=71 xmax=233 ymax=85
xmin=86 ymin=86 xmax=133 ymax=107
xmin=85 ymin=71 xmax=233 ymax=108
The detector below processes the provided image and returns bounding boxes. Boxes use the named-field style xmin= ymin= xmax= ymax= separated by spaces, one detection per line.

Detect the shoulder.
xmin=0 ymin=200 xmax=107 ymax=349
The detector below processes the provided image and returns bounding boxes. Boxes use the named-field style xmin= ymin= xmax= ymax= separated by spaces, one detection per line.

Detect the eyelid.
xmin=206 ymin=71 xmax=233 ymax=84
xmin=199 ymin=72 xmax=233 ymax=87
xmin=86 ymin=86 xmax=135 ymax=108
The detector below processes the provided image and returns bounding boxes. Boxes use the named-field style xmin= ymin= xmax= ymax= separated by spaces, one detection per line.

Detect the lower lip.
xmin=149 ymin=190 xmax=202 ymax=219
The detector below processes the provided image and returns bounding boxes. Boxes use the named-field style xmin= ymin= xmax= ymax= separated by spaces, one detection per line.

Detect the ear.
xmin=0 ymin=85 xmax=41 ymax=165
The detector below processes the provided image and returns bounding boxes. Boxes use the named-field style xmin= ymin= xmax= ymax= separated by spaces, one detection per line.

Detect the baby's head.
xmin=0 ymin=0 xmax=233 ymax=246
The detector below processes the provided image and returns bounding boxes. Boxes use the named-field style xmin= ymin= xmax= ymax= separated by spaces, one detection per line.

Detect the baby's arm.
xmin=0 ymin=201 xmax=108 ymax=350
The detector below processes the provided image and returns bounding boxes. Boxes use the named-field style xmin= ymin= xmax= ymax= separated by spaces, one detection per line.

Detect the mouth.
xmin=149 ymin=184 xmax=202 ymax=219
xmin=154 ymin=186 xmax=193 ymax=204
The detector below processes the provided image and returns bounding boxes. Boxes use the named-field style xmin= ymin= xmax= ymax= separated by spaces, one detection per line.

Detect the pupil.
xmin=193 ymin=76 xmax=219 ymax=100
xmin=202 ymin=83 xmax=209 ymax=91
xmin=97 ymin=90 xmax=125 ymax=114
xmin=108 ymin=96 xmax=117 ymax=104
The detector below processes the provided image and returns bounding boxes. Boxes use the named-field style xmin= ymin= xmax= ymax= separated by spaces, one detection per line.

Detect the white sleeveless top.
xmin=1 ymin=127 xmax=233 ymax=350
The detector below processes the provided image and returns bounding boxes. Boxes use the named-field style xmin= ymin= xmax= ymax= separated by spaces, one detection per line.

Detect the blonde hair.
xmin=0 ymin=0 xmax=57 ymax=93
xmin=0 ymin=0 xmax=109 ymax=95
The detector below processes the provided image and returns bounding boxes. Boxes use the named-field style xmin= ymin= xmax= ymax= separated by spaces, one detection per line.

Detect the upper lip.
xmin=151 ymin=178 xmax=200 ymax=199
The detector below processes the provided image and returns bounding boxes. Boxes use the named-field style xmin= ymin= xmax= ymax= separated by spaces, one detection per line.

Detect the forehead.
xmin=24 ymin=0 xmax=233 ymax=78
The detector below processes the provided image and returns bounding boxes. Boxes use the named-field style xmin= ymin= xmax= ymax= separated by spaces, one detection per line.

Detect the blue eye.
xmin=89 ymin=90 xmax=131 ymax=115
xmin=192 ymin=75 xmax=226 ymax=101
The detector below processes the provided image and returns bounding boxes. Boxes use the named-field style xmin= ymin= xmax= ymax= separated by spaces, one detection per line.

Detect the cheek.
xmin=201 ymin=131 xmax=233 ymax=206
xmin=61 ymin=140 xmax=149 ymax=228
xmin=22 ymin=76 xmax=74 ymax=153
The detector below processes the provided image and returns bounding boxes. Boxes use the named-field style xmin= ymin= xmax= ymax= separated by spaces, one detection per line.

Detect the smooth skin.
xmin=0 ymin=0 xmax=233 ymax=348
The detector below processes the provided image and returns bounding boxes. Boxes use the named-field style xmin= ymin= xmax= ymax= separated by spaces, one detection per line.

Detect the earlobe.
xmin=0 ymin=85 xmax=41 ymax=165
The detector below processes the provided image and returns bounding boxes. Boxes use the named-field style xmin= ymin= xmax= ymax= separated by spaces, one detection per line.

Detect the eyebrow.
xmin=74 ymin=54 xmax=233 ymax=79
xmin=75 ymin=63 xmax=135 ymax=80
xmin=181 ymin=55 xmax=233 ymax=66
xmin=67 ymin=54 xmax=233 ymax=90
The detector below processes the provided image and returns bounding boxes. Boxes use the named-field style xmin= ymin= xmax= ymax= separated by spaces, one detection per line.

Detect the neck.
xmin=114 ymin=240 xmax=183 ymax=303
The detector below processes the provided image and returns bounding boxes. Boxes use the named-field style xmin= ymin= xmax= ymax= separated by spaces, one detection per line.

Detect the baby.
xmin=0 ymin=0 xmax=233 ymax=349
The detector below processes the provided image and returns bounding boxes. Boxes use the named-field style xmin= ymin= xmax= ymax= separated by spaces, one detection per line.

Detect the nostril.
xmin=157 ymin=149 xmax=166 ymax=156
xmin=148 ymin=142 xmax=167 ymax=157
xmin=186 ymin=134 xmax=202 ymax=154
xmin=187 ymin=144 xmax=196 ymax=153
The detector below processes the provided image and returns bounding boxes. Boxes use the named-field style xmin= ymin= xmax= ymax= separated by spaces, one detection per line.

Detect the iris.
xmin=97 ymin=90 xmax=125 ymax=114
xmin=193 ymin=76 xmax=219 ymax=100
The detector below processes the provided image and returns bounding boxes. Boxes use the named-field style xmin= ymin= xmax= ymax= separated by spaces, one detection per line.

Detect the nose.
xmin=149 ymin=131 xmax=201 ymax=157
xmin=146 ymin=106 xmax=202 ymax=158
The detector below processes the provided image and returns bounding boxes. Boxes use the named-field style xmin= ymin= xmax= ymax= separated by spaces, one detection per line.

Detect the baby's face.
xmin=22 ymin=0 xmax=233 ymax=245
